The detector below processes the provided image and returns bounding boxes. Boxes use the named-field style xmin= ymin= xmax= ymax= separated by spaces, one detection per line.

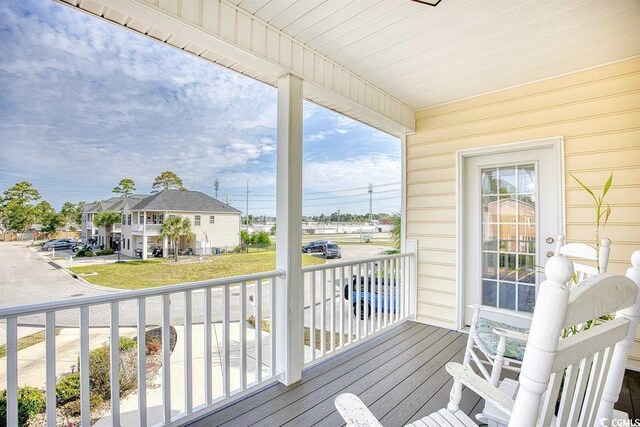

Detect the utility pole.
xmin=245 ymin=181 xmax=250 ymax=226
xmin=368 ymin=183 xmax=373 ymax=221
xmin=214 ymin=179 xmax=220 ymax=199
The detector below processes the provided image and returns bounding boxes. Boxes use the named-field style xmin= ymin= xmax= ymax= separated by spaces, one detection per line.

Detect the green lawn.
xmin=71 ymin=252 xmax=325 ymax=290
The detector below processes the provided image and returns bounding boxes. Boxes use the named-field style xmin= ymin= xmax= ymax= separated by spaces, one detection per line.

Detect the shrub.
xmin=250 ymin=231 xmax=271 ymax=247
xmin=76 ymin=249 xmax=93 ymax=257
xmin=60 ymin=393 xmax=103 ymax=417
xmin=119 ymin=336 xmax=136 ymax=352
xmin=85 ymin=339 xmax=138 ymax=401
xmin=56 ymin=373 xmax=80 ymax=405
xmin=145 ymin=338 xmax=161 ymax=355
xmin=96 ymin=248 xmax=114 ymax=256
xmin=0 ymin=386 xmax=46 ymax=427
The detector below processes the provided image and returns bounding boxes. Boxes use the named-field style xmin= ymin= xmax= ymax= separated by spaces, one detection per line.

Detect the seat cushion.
xmin=476 ymin=318 xmax=528 ymax=361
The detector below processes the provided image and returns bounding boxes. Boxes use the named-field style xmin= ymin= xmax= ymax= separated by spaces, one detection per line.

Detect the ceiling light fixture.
xmin=411 ymin=0 xmax=442 ymax=6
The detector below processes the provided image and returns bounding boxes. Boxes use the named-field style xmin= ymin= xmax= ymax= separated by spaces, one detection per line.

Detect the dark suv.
xmin=322 ymin=243 xmax=341 ymax=259
xmin=302 ymin=240 xmax=328 ymax=254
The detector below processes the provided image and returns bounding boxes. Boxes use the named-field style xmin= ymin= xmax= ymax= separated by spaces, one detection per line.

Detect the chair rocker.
xmin=335 ymin=251 xmax=640 ymax=427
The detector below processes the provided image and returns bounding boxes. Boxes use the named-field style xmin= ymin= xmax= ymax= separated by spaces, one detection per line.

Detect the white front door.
xmin=460 ymin=139 xmax=563 ymax=327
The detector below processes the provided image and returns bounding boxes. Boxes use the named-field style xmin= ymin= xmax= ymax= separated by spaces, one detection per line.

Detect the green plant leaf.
xmin=603 ymin=204 xmax=612 ymax=227
xmin=603 ymin=173 xmax=613 ymax=197
xmin=571 ymin=174 xmax=597 ymax=202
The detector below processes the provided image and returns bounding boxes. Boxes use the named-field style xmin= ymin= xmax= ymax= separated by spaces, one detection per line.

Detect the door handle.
xmin=546 ymin=237 xmax=554 ymax=244
xmin=546 ymin=251 xmax=554 ymax=258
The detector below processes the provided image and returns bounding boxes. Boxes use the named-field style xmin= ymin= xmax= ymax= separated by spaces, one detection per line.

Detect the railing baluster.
xmin=137 ymin=298 xmax=147 ymax=426
xmin=46 ymin=311 xmax=56 ymax=426
xmin=184 ymin=291 xmax=193 ymax=413
xmin=356 ymin=263 xmax=361 ymax=340
xmin=403 ymin=255 xmax=408 ymax=319
xmin=162 ymin=294 xmax=171 ymax=424
xmin=204 ymin=288 xmax=212 ymax=404
xmin=369 ymin=262 xmax=375 ymax=333
xmin=255 ymin=279 xmax=263 ymax=383
xmin=110 ymin=303 xmax=120 ymax=426
xmin=339 ymin=266 xmax=344 ymax=348
xmin=6 ymin=317 xmax=18 ymax=427
xmin=321 ymin=268 xmax=326 ymax=356
xmin=270 ymin=278 xmax=276 ymax=378
xmin=240 ymin=281 xmax=247 ymax=390
xmin=310 ymin=270 xmax=316 ymax=360
xmin=393 ymin=258 xmax=400 ymax=322
xmin=223 ymin=284 xmax=231 ymax=396
xmin=377 ymin=260 xmax=382 ymax=332
xmin=363 ymin=262 xmax=369 ymax=337
xmin=347 ymin=265 xmax=353 ymax=345
xmin=384 ymin=259 xmax=389 ymax=328
xmin=331 ymin=267 xmax=336 ymax=353
xmin=80 ymin=307 xmax=90 ymax=426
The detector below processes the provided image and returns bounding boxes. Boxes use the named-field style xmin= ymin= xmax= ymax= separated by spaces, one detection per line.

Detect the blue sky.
xmin=0 ymin=0 xmax=400 ymax=217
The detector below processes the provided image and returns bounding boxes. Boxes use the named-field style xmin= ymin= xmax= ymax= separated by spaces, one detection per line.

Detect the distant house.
xmin=82 ymin=190 xmax=241 ymax=258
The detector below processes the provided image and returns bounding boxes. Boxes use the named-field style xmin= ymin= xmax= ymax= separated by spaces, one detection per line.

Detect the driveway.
xmin=0 ymin=241 xmax=107 ymax=308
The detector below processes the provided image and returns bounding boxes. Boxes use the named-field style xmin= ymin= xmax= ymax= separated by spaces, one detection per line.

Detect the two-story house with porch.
xmin=82 ymin=190 xmax=241 ymax=258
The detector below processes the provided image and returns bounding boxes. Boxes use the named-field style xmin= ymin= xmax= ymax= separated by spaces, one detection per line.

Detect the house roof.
xmin=130 ymin=190 xmax=241 ymax=214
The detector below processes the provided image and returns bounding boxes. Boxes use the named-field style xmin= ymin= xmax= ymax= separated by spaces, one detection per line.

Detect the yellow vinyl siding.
xmin=407 ymin=57 xmax=640 ymax=367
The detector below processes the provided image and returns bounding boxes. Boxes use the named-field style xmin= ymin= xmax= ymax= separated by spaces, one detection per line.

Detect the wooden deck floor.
xmin=189 ymin=321 xmax=640 ymax=427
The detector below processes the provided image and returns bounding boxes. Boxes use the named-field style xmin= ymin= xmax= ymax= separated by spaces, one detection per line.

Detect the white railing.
xmin=131 ymin=223 xmax=163 ymax=233
xmin=0 ymin=270 xmax=283 ymax=426
xmin=301 ymin=252 xmax=415 ymax=365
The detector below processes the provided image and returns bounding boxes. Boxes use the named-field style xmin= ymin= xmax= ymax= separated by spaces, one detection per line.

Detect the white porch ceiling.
xmin=57 ymin=0 xmax=640 ymax=135
xmin=233 ymin=0 xmax=640 ymax=110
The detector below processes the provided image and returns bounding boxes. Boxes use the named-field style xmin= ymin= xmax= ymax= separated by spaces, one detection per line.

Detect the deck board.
xmin=188 ymin=321 xmax=640 ymax=427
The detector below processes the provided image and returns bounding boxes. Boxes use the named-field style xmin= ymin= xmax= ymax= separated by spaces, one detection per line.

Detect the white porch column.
xmin=142 ymin=211 xmax=148 ymax=260
xmin=400 ymin=134 xmax=407 ymax=253
xmin=275 ymin=74 xmax=303 ymax=385
xmin=163 ymin=236 xmax=169 ymax=258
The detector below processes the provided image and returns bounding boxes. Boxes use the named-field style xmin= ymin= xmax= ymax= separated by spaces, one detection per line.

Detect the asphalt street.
xmin=0 ymin=241 xmax=389 ymax=330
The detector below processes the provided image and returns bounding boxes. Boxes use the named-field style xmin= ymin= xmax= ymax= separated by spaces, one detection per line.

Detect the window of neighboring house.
xmin=158 ymin=214 xmax=164 ymax=224
xmin=139 ymin=214 xmax=144 ymax=224
xmin=127 ymin=214 xmax=132 ymax=225
xmin=127 ymin=239 xmax=130 ymax=250
xmin=122 ymin=214 xmax=126 ymax=224
xmin=210 ymin=215 xmax=215 ymax=224
xmin=169 ymin=214 xmax=176 ymax=219
xmin=194 ymin=215 xmax=201 ymax=226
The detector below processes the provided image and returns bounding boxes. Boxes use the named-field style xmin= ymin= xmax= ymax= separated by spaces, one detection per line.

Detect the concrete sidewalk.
xmin=0 ymin=321 xmax=311 ymax=426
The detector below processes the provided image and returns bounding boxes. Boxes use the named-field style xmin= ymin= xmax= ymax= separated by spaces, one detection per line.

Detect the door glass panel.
xmin=481 ymin=164 xmax=537 ymax=311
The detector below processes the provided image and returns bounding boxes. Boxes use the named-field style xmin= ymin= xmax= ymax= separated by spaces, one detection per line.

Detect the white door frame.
xmin=455 ymin=137 xmax=565 ymax=330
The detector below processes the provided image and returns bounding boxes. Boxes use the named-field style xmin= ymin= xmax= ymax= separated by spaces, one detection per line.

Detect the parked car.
xmin=302 ymin=240 xmax=328 ymax=254
xmin=135 ymin=244 xmax=163 ymax=259
xmin=71 ymin=243 xmax=92 ymax=253
xmin=322 ymin=243 xmax=341 ymax=259
xmin=41 ymin=239 xmax=57 ymax=247
xmin=344 ymin=275 xmax=398 ymax=319
xmin=43 ymin=238 xmax=77 ymax=251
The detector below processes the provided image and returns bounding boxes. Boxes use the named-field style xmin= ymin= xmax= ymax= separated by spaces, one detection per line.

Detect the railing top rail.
xmin=0 ymin=269 xmax=285 ymax=319
xmin=301 ymin=251 xmax=415 ymax=273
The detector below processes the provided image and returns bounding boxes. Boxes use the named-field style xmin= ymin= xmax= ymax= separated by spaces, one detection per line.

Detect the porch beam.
xmin=55 ymin=0 xmax=415 ymax=137
xmin=275 ymin=74 xmax=303 ymax=385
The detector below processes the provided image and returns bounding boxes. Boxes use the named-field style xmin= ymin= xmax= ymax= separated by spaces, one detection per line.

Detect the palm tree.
xmin=94 ymin=211 xmax=121 ymax=250
xmin=383 ymin=214 xmax=401 ymax=255
xmin=160 ymin=216 xmax=192 ymax=261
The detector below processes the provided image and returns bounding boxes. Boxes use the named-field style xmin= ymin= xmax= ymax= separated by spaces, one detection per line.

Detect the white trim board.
xmin=454 ymin=136 xmax=565 ymax=330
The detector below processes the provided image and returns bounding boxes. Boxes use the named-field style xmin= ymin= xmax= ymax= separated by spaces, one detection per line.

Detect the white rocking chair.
xmin=463 ymin=235 xmax=612 ymax=390
xmin=335 ymin=251 xmax=640 ymax=427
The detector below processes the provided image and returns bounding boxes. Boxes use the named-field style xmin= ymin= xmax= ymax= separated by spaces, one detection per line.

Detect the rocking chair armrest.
xmin=467 ymin=304 xmax=533 ymax=321
xmin=446 ymin=362 xmax=515 ymax=416
xmin=335 ymin=393 xmax=383 ymax=427
xmin=493 ymin=327 xmax=530 ymax=343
